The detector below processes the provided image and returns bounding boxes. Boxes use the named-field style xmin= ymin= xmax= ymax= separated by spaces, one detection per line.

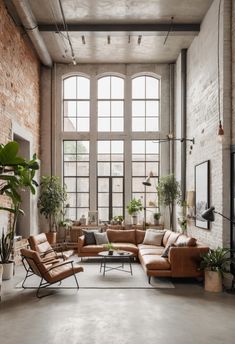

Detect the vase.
xmin=1 ymin=261 xmax=14 ymax=280
xmin=108 ymin=250 xmax=113 ymax=256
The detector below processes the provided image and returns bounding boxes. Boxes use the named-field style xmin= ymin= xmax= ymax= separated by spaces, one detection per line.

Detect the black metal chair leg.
xmin=148 ymin=276 xmax=151 ymax=284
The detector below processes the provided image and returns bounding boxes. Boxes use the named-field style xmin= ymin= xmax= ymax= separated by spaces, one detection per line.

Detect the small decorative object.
xmin=195 ymin=161 xmax=210 ymax=229
xmin=200 ymin=247 xmax=232 ymax=292
xmin=126 ymin=198 xmax=143 ymax=225
xmin=88 ymin=211 xmax=98 ymax=225
xmin=80 ymin=215 xmax=86 ymax=225
xmin=153 ymin=212 xmax=161 ymax=225
xmin=104 ymin=242 xmax=115 ymax=255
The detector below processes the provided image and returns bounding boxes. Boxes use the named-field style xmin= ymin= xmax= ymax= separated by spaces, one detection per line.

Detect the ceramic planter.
xmin=204 ymin=270 xmax=222 ymax=292
xmin=46 ymin=232 xmax=57 ymax=245
xmin=222 ymin=272 xmax=234 ymax=290
xmin=132 ymin=214 xmax=138 ymax=225
xmin=1 ymin=261 xmax=14 ymax=280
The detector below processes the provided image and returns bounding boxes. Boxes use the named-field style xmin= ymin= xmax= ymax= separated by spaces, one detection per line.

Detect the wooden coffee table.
xmin=98 ymin=250 xmax=134 ymax=276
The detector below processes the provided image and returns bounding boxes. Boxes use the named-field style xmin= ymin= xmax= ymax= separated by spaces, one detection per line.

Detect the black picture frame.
xmin=195 ymin=160 xmax=210 ymax=229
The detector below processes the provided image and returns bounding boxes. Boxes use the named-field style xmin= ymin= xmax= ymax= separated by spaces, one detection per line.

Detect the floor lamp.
xmin=142 ymin=172 xmax=153 ymax=230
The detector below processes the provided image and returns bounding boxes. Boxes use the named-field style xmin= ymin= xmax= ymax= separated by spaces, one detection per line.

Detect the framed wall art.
xmin=195 ymin=160 xmax=210 ymax=229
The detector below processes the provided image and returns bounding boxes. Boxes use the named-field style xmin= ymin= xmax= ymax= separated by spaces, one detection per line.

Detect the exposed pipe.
xmin=12 ymin=0 xmax=52 ymax=67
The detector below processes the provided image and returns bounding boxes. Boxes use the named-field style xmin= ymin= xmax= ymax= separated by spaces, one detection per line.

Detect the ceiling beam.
xmin=38 ymin=23 xmax=200 ymax=33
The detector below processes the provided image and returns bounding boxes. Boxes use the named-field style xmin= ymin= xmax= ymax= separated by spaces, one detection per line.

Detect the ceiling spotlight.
xmin=137 ymin=35 xmax=142 ymax=45
xmin=82 ymin=35 xmax=86 ymax=44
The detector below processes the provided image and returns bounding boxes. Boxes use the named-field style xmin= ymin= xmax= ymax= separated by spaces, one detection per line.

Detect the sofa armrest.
xmin=78 ymin=235 xmax=85 ymax=254
xmin=168 ymin=246 xmax=209 ymax=277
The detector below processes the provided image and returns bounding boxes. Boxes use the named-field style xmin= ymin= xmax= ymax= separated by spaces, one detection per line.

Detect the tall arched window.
xmin=63 ymin=76 xmax=90 ymax=132
xmin=98 ymin=76 xmax=124 ymax=132
xmin=132 ymin=75 xmax=159 ymax=132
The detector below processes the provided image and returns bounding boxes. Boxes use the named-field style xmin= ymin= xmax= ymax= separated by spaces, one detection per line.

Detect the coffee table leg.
xmin=100 ymin=259 xmax=103 ymax=273
xmin=103 ymin=257 xmax=106 ymax=276
xmin=129 ymin=257 xmax=133 ymax=275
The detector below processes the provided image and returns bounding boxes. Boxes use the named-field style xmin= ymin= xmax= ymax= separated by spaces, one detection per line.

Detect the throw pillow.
xmin=143 ymin=229 xmax=165 ymax=246
xmin=94 ymin=232 xmax=109 ymax=245
xmin=161 ymin=244 xmax=175 ymax=258
xmin=84 ymin=231 xmax=96 ymax=245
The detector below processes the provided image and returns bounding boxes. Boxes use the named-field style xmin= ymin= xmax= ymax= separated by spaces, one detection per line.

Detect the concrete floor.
xmin=0 ymin=264 xmax=235 ymax=344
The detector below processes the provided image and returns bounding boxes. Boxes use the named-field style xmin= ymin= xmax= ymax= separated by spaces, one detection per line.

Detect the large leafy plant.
xmin=38 ymin=176 xmax=67 ymax=232
xmin=156 ymin=174 xmax=181 ymax=230
xmin=126 ymin=198 xmax=143 ymax=215
xmin=200 ymin=248 xmax=232 ymax=273
xmin=0 ymin=141 xmax=39 ymax=263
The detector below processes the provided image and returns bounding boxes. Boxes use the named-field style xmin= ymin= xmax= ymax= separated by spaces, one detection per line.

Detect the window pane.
xmin=77 ymin=77 xmax=90 ymax=99
xmin=64 ymin=141 xmax=76 ymax=154
xmin=64 ymin=177 xmax=76 ymax=192
xmin=77 ymin=178 xmax=89 ymax=192
xmin=64 ymin=77 xmax=76 ymax=99
xmin=77 ymin=193 xmax=89 ymax=207
xmin=99 ymin=208 xmax=109 ymax=221
xmin=132 ymin=117 xmax=145 ymax=131
xmin=64 ymin=101 xmax=76 ymax=117
xmin=98 ymin=118 xmax=110 ymax=131
xmin=64 ymin=118 xmax=76 ymax=131
xmin=132 ymin=178 xmax=145 ymax=192
xmin=77 ymin=162 xmax=89 ymax=176
xmin=98 ymin=179 xmax=109 ymax=192
xmin=111 ymin=77 xmax=124 ymax=98
xmin=111 ymin=141 xmax=123 ymax=154
xmin=132 ymin=141 xmax=145 ymax=154
xmin=69 ymin=208 xmax=76 ymax=220
xmin=64 ymin=162 xmax=76 ymax=176
xmin=146 ymin=101 xmax=158 ymax=116
xmin=112 ymin=178 xmax=123 ymax=192
xmin=77 ymin=118 xmax=89 ymax=131
xmin=146 ymin=162 xmax=159 ymax=176
xmin=132 ymin=76 xmax=145 ymax=98
xmin=146 ymin=118 xmax=158 ymax=132
xmin=98 ymin=193 xmax=109 ymax=207
xmin=112 ymin=193 xmax=123 ymax=207
xmin=98 ymin=77 xmax=110 ymax=99
xmin=111 ymin=162 xmax=123 ymax=176
xmin=77 ymin=101 xmax=90 ymax=117
xmin=98 ymin=162 xmax=110 ymax=176
xmin=67 ymin=193 xmax=76 ymax=207
xmin=98 ymin=101 xmax=110 ymax=117
xmin=146 ymin=193 xmax=157 ymax=207
xmin=98 ymin=141 xmax=110 ymax=154
xmin=77 ymin=141 xmax=89 ymax=154
xmin=77 ymin=208 xmax=89 ymax=220
xmin=111 ymin=118 xmax=123 ymax=131
xmin=112 ymin=208 xmax=123 ymax=217
xmin=146 ymin=141 xmax=159 ymax=154
xmin=146 ymin=77 xmax=159 ymax=99
xmin=132 ymin=101 xmax=145 ymax=117
xmin=111 ymin=101 xmax=123 ymax=117
xmin=132 ymin=162 xmax=145 ymax=176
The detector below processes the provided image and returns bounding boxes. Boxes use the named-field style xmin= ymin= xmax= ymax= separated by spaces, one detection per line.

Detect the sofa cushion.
xmin=94 ymin=232 xmax=109 ymax=245
xmin=138 ymin=247 xmax=165 ymax=256
xmin=83 ymin=229 xmax=100 ymax=245
xmin=161 ymin=244 xmax=175 ymax=258
xmin=138 ymin=244 xmax=163 ymax=250
xmin=165 ymin=232 xmax=181 ymax=247
xmin=162 ymin=230 xmax=172 ymax=246
xmin=175 ymin=235 xmax=197 ymax=247
xmin=112 ymin=243 xmax=138 ymax=255
xmin=141 ymin=255 xmax=171 ymax=270
xmin=106 ymin=229 xmax=136 ymax=244
xmin=143 ymin=229 xmax=165 ymax=246
xmin=136 ymin=229 xmax=146 ymax=244
xmin=81 ymin=245 xmax=105 ymax=254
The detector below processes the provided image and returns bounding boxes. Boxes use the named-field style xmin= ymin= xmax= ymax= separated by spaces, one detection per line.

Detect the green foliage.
xmin=38 ymin=176 xmax=67 ymax=231
xmin=200 ymin=248 xmax=232 ymax=273
xmin=0 ymin=141 xmax=39 ymax=262
xmin=153 ymin=212 xmax=161 ymax=220
xmin=126 ymin=198 xmax=143 ymax=215
xmin=156 ymin=174 xmax=181 ymax=229
xmin=178 ymin=217 xmax=187 ymax=232
xmin=112 ymin=215 xmax=124 ymax=224
xmin=104 ymin=242 xmax=115 ymax=251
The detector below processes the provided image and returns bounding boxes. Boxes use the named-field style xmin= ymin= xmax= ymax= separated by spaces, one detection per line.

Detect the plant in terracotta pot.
xmin=153 ymin=212 xmax=161 ymax=225
xmin=38 ymin=176 xmax=67 ymax=243
xmin=0 ymin=141 xmax=39 ymax=280
xmin=200 ymin=247 xmax=232 ymax=292
xmin=126 ymin=198 xmax=143 ymax=225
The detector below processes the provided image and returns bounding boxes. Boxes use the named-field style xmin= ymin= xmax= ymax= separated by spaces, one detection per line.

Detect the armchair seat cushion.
xmin=141 ymin=255 xmax=171 ymax=270
xmin=46 ymin=263 xmax=84 ymax=283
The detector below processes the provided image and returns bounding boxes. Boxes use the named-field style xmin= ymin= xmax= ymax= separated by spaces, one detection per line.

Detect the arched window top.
xmin=98 ymin=75 xmax=124 ymax=99
xmin=132 ymin=75 xmax=159 ymax=99
xmin=63 ymin=75 xmax=90 ymax=100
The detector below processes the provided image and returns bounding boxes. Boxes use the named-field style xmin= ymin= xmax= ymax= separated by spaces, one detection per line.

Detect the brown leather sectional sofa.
xmin=78 ymin=228 xmax=209 ymax=282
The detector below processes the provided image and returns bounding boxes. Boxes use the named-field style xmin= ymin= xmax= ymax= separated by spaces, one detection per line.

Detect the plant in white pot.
xmin=0 ymin=141 xmax=39 ymax=280
xmin=126 ymin=198 xmax=143 ymax=225
xmin=200 ymin=247 xmax=232 ymax=292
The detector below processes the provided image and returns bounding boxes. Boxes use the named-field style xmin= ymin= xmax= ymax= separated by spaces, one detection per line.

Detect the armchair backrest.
xmin=21 ymin=248 xmax=48 ymax=277
xmin=28 ymin=233 xmax=55 ymax=258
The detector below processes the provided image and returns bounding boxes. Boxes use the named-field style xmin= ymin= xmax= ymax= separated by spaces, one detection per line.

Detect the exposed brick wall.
xmin=0 ymin=0 xmax=40 ymax=148
xmin=0 ymin=0 xmax=41 ymax=233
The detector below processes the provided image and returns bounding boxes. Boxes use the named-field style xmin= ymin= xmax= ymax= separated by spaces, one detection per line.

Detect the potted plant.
xmin=156 ymin=174 xmax=181 ymax=230
xmin=126 ymin=198 xmax=143 ymax=225
xmin=0 ymin=141 xmax=39 ymax=280
xmin=153 ymin=212 xmax=161 ymax=225
xmin=104 ymin=242 xmax=115 ymax=255
xmin=112 ymin=215 xmax=124 ymax=225
xmin=200 ymin=247 xmax=232 ymax=292
xmin=38 ymin=176 xmax=67 ymax=244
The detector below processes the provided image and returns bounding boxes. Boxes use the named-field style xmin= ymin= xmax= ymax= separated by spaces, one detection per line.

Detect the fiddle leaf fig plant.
xmin=0 ymin=141 xmax=39 ymax=263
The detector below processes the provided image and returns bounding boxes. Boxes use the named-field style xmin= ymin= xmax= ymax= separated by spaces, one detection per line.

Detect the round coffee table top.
xmin=98 ymin=250 xmax=134 ymax=257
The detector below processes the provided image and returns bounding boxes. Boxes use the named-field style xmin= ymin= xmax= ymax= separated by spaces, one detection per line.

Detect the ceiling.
xmin=9 ymin=0 xmax=214 ymax=64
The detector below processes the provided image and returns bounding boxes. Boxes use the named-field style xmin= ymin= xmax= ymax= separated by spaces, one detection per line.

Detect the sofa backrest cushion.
xmin=94 ymin=232 xmax=109 ymax=245
xmin=83 ymin=229 xmax=101 ymax=245
xmin=106 ymin=229 xmax=136 ymax=244
xmin=175 ymin=234 xmax=197 ymax=247
xmin=143 ymin=229 xmax=165 ymax=246
xmin=165 ymin=232 xmax=181 ymax=247
xmin=162 ymin=230 xmax=172 ymax=246
xmin=136 ymin=230 xmax=146 ymax=244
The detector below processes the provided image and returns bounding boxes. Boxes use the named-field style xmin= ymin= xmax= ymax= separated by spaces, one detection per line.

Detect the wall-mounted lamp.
xmin=153 ymin=133 xmax=195 ymax=150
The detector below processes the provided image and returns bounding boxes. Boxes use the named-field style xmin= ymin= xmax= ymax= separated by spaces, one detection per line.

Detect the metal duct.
xmin=12 ymin=0 xmax=52 ymax=67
